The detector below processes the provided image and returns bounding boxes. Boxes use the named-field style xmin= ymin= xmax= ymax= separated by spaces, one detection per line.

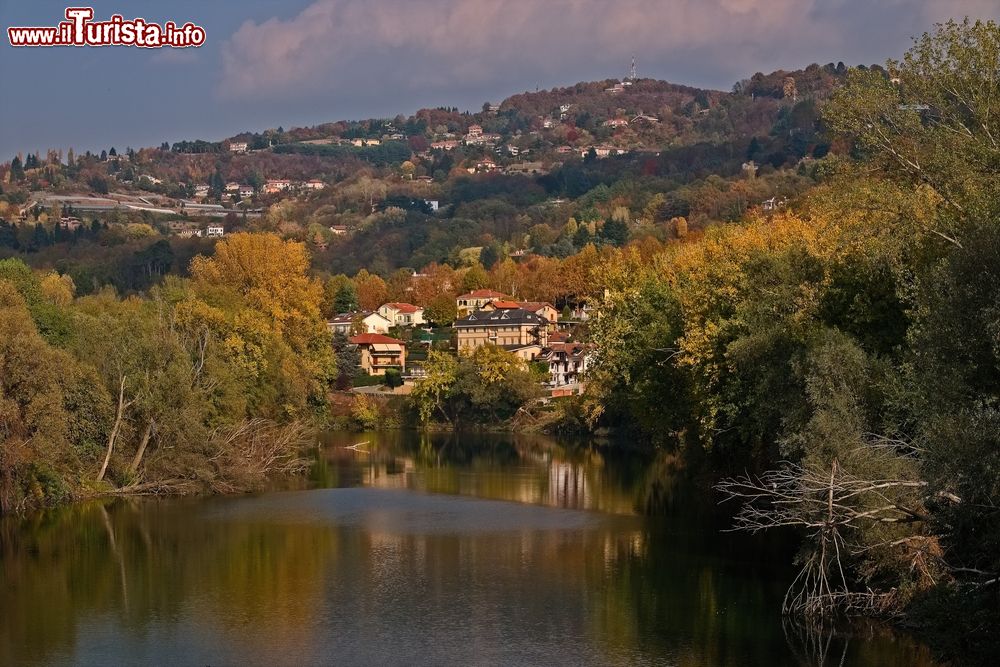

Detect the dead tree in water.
xmin=716 ymin=459 xmax=935 ymax=617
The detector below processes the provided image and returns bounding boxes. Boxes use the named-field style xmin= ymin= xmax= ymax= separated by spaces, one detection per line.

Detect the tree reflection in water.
xmin=0 ymin=431 xmax=941 ymax=666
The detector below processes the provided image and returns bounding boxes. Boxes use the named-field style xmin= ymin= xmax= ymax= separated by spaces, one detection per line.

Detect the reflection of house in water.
xmin=548 ymin=461 xmax=590 ymax=509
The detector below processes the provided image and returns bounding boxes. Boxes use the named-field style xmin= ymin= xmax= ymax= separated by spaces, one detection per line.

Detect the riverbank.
xmin=0 ymin=430 xmax=942 ymax=667
xmin=1 ymin=418 xmax=316 ymax=517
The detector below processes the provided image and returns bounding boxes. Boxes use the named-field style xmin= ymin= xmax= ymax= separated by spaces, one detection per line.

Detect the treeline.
xmin=274 ymin=140 xmax=412 ymax=166
xmin=587 ymin=20 xmax=999 ymax=664
xmin=0 ymin=233 xmax=334 ymax=514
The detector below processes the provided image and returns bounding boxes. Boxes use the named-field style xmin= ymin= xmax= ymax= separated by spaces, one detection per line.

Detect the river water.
xmin=1 ymin=431 xmax=939 ymax=666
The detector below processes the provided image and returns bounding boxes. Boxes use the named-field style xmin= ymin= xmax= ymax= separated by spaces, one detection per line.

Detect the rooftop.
xmin=455 ymin=308 xmax=545 ymax=327
xmin=349 ymin=333 xmax=404 ymax=345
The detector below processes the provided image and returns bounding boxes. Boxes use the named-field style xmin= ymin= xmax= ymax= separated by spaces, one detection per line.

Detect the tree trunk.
xmin=97 ymin=375 xmax=128 ymax=483
xmin=127 ymin=419 xmax=154 ymax=476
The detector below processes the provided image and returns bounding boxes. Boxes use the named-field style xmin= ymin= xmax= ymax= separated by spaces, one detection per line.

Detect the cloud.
xmin=218 ymin=0 xmax=1000 ymax=101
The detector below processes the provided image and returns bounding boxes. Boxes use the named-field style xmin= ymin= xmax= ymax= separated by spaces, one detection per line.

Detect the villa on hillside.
xmin=453 ymin=308 xmax=549 ymax=359
xmin=377 ymin=302 xmax=425 ymax=327
xmin=456 ymin=289 xmax=508 ymax=317
xmin=327 ymin=311 xmax=392 ymax=336
xmin=349 ymin=333 xmax=406 ymax=376
xmin=263 ymin=179 xmax=292 ymax=194
xmin=481 ymin=300 xmax=559 ymax=328
xmin=539 ymin=342 xmax=594 ymax=388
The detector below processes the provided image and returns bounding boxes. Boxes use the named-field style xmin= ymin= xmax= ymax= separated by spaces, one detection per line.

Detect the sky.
xmin=1 ymin=0 xmax=998 ymax=159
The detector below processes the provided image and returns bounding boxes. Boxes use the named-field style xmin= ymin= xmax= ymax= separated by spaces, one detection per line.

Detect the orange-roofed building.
xmin=349 ymin=334 xmax=406 ymax=376
xmin=456 ymin=289 xmax=508 ymax=317
xmin=481 ymin=300 xmax=522 ymax=311
xmin=377 ymin=302 xmax=425 ymax=327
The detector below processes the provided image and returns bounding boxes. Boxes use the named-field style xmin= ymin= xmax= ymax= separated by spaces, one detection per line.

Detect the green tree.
xmin=425 ymin=293 xmax=457 ymax=326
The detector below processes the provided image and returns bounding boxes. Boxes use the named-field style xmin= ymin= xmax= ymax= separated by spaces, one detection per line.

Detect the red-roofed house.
xmin=516 ymin=301 xmax=559 ymax=326
xmin=377 ymin=302 xmax=425 ymax=327
xmin=349 ymin=334 xmax=406 ymax=376
xmin=540 ymin=342 xmax=594 ymax=388
xmin=456 ymin=289 xmax=508 ymax=317
xmin=327 ymin=311 xmax=391 ymax=336
xmin=481 ymin=300 xmax=522 ymax=311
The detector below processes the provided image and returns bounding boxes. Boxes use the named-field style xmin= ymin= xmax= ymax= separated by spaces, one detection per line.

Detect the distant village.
xmin=331 ymin=289 xmax=593 ymax=397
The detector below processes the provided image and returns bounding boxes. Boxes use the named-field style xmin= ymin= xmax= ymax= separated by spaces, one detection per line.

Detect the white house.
xmin=238 ymin=185 xmax=254 ymax=198
xmin=327 ymin=311 xmax=392 ymax=336
xmin=540 ymin=342 xmax=594 ymax=387
xmin=377 ymin=302 xmax=425 ymax=327
xmin=229 ymin=141 xmax=248 ymax=153
xmin=262 ymin=179 xmax=292 ymax=194
xmin=206 ymin=224 xmax=224 ymax=238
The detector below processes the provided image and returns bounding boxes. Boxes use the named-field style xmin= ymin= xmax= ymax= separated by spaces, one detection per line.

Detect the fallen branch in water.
xmin=207 ymin=419 xmax=314 ymax=493
xmin=344 ymin=441 xmax=370 ymax=452
xmin=716 ymin=459 xmax=937 ymax=617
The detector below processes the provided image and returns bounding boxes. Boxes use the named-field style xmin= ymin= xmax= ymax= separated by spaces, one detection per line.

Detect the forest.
xmin=586 ymin=20 xmax=1000 ymax=662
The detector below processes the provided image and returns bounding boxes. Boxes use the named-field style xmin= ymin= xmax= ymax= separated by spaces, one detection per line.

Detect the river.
xmin=0 ymin=431 xmax=939 ymax=666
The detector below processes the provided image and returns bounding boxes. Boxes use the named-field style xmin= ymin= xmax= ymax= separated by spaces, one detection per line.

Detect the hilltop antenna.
xmin=629 ymin=56 xmax=637 ymax=82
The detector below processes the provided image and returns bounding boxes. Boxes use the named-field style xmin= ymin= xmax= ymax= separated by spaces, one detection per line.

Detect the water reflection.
xmin=0 ymin=431 xmax=940 ymax=666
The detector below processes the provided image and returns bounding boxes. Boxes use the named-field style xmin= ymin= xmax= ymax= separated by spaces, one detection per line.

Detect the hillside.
xmin=0 ymin=62 xmax=857 ymax=286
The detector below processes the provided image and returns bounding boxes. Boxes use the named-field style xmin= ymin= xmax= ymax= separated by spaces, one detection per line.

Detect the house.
xmin=229 ymin=141 xmax=248 ymax=153
xmin=471 ymin=157 xmax=498 ymax=173
xmin=329 ymin=225 xmax=348 ymax=235
xmin=569 ymin=303 xmax=592 ymax=321
xmin=327 ymin=311 xmax=391 ymax=336
xmin=430 ymin=140 xmax=460 ymax=151
xmin=194 ymin=184 xmax=210 ymax=198
xmin=378 ymin=302 xmax=425 ymax=327
xmin=454 ymin=308 xmax=548 ymax=355
xmin=480 ymin=299 xmax=522 ymax=312
xmin=761 ymin=197 xmax=788 ymax=211
xmin=206 ymin=224 xmax=224 ymax=238
xmin=547 ymin=330 xmax=570 ymax=344
xmin=603 ymin=118 xmax=629 ymax=128
xmin=304 ymin=179 xmax=326 ymax=190
xmin=60 ymin=216 xmax=83 ymax=231
xmin=225 ymin=182 xmax=240 ymax=193
xmin=263 ymin=179 xmax=292 ymax=194
xmin=542 ymin=118 xmax=555 ymax=129
xmin=504 ymin=161 xmax=545 ymax=175
xmin=540 ymin=342 xmax=594 ymax=387
xmin=630 ymin=114 xmax=659 ymax=125
xmin=517 ymin=301 xmax=559 ymax=327
xmin=456 ymin=289 xmax=508 ymax=316
xmin=482 ymin=300 xmax=559 ymax=329
xmin=467 ymin=124 xmax=483 ymax=138
xmin=604 ymin=83 xmax=625 ymax=94
xmin=238 ymin=185 xmax=254 ymax=198
xmin=349 ymin=333 xmax=406 ymax=376
xmin=424 ymin=199 xmax=440 ymax=212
